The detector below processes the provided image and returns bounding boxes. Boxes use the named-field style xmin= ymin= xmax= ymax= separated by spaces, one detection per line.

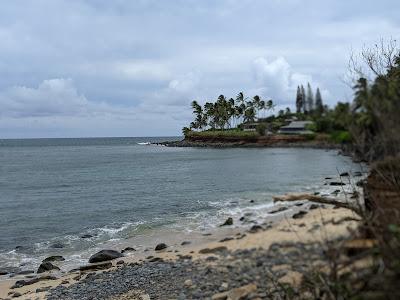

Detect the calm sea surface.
xmin=0 ymin=137 xmax=365 ymax=272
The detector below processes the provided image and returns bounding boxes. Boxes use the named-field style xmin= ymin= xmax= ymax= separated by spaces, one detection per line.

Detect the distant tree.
xmin=315 ymin=88 xmax=324 ymax=115
xmin=295 ymin=86 xmax=302 ymax=113
xmin=306 ymin=83 xmax=314 ymax=112
xmin=285 ymin=107 xmax=291 ymax=115
xmin=301 ymin=85 xmax=307 ymax=113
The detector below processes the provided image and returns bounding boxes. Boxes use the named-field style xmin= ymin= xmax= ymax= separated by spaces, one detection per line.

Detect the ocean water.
xmin=0 ymin=137 xmax=365 ymax=273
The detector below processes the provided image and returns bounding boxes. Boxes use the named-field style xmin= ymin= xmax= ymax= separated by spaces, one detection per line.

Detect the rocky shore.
xmin=1 ymin=198 xmax=360 ymax=299
xmin=156 ymin=138 xmax=340 ymax=149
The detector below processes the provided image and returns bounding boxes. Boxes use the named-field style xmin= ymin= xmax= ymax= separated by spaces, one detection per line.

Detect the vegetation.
xmin=183 ymin=93 xmax=274 ymax=135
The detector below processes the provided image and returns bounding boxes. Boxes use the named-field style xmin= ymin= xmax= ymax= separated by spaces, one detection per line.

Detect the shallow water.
xmin=0 ymin=137 xmax=365 ymax=272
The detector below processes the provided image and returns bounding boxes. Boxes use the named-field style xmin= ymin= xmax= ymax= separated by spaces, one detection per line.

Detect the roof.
xmin=280 ymin=121 xmax=313 ymax=129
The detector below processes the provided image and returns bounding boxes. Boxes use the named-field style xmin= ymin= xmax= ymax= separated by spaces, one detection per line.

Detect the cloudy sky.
xmin=0 ymin=0 xmax=399 ymax=138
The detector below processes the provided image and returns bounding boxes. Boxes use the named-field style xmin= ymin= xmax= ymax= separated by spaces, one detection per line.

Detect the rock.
xmin=36 ymin=286 xmax=51 ymax=293
xmin=292 ymin=211 xmax=308 ymax=219
xmin=154 ymin=243 xmax=168 ymax=251
xmin=219 ymin=237 xmax=234 ymax=243
xmin=199 ymin=246 xmax=227 ymax=254
xmin=340 ymin=172 xmax=349 ymax=176
xmin=184 ymin=279 xmax=192 ymax=287
xmin=249 ymin=200 xmax=255 ymax=203
xmin=77 ymin=262 xmax=113 ymax=272
xmin=212 ymin=283 xmax=257 ymax=300
xmin=329 ymin=182 xmax=346 ymax=186
xmin=309 ymin=204 xmax=319 ymax=210
xmin=325 ymin=177 xmax=333 ymax=180
xmin=353 ymin=171 xmax=362 ymax=177
xmin=220 ymin=217 xmax=233 ymax=226
xmin=268 ymin=206 xmax=288 ymax=214
xmin=249 ymin=225 xmax=263 ymax=233
xmin=205 ymin=256 xmax=218 ymax=262
xmin=181 ymin=241 xmax=191 ymax=246
xmin=116 ymin=260 xmax=125 ymax=265
xmin=88 ymin=250 xmax=123 ymax=263
xmin=11 ymin=276 xmax=57 ymax=289
xmin=17 ymin=270 xmax=34 ymax=275
xmin=80 ymin=234 xmax=93 ymax=239
xmin=37 ymin=262 xmax=60 ymax=274
xmin=121 ymin=247 xmax=136 ymax=253
xmin=331 ymin=189 xmax=341 ymax=195
xmin=50 ymin=242 xmax=64 ymax=249
xmin=278 ymin=271 xmax=303 ymax=288
xmin=43 ymin=256 xmax=65 ymax=262
xmin=12 ymin=292 xmax=22 ymax=298
xmin=148 ymin=257 xmax=163 ymax=262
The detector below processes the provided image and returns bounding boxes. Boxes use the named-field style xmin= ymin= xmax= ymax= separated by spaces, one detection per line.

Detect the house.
xmin=242 ymin=123 xmax=258 ymax=132
xmin=278 ymin=121 xmax=314 ymax=135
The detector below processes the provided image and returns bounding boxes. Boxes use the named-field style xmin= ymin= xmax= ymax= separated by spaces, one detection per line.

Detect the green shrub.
xmin=256 ymin=124 xmax=266 ymax=135
xmin=330 ymin=131 xmax=351 ymax=143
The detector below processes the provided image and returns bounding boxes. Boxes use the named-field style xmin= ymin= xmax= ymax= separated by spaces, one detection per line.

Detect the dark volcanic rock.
xmin=199 ymin=246 xmax=227 ymax=254
xmin=155 ymin=243 xmax=168 ymax=251
xmin=37 ymin=262 xmax=60 ymax=274
xmin=181 ymin=241 xmax=191 ymax=246
xmin=340 ymin=172 xmax=349 ymax=177
xmin=121 ymin=247 xmax=136 ymax=253
xmin=329 ymin=182 xmax=346 ymax=186
xmin=77 ymin=262 xmax=112 ymax=272
xmin=309 ymin=204 xmax=319 ymax=210
xmin=220 ymin=217 xmax=233 ymax=226
xmin=249 ymin=225 xmax=263 ymax=233
xmin=88 ymin=250 xmax=123 ymax=263
xmin=50 ymin=242 xmax=64 ymax=249
xmin=292 ymin=211 xmax=308 ymax=219
xmin=80 ymin=234 xmax=93 ymax=239
xmin=268 ymin=206 xmax=288 ymax=214
xmin=43 ymin=256 xmax=65 ymax=262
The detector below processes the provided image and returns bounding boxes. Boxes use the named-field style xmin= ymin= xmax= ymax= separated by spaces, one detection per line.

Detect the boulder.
xmin=220 ymin=217 xmax=233 ymax=226
xmin=43 ymin=256 xmax=65 ymax=262
xmin=249 ymin=225 xmax=263 ymax=233
xmin=155 ymin=243 xmax=168 ymax=251
xmin=37 ymin=262 xmax=60 ymax=274
xmin=292 ymin=211 xmax=308 ymax=219
xmin=181 ymin=241 xmax=191 ymax=246
xmin=88 ymin=250 xmax=123 ymax=263
xmin=340 ymin=172 xmax=350 ymax=177
xmin=121 ymin=247 xmax=136 ymax=253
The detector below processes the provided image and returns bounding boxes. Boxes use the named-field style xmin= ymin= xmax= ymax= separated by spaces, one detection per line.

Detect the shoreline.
xmin=0 ymin=193 xmax=361 ymax=299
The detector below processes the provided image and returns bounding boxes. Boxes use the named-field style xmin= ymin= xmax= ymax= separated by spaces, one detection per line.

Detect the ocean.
xmin=0 ymin=137 xmax=365 ymax=273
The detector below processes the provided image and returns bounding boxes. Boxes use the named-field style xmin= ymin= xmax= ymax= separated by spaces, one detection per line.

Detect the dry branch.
xmin=273 ymin=193 xmax=361 ymax=215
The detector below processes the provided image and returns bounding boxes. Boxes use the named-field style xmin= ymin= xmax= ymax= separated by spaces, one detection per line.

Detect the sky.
xmin=0 ymin=0 xmax=399 ymax=138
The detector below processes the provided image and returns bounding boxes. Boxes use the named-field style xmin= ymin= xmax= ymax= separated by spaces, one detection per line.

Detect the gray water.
xmin=0 ymin=137 xmax=364 ymax=272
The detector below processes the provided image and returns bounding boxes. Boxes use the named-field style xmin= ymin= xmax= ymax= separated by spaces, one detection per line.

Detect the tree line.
xmin=295 ymin=83 xmax=324 ymax=115
xmin=187 ymin=93 xmax=274 ymax=131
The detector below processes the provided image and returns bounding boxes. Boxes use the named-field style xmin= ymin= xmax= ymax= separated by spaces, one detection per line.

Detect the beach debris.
xmin=37 ymin=262 xmax=60 ymax=273
xmin=220 ymin=217 xmax=233 ymax=226
xmin=121 ymin=247 xmax=136 ymax=253
xmin=88 ymin=250 xmax=123 ymax=263
xmin=155 ymin=243 xmax=168 ymax=251
xmin=199 ymin=246 xmax=227 ymax=254
xmin=273 ymin=193 xmax=360 ymax=214
xmin=43 ymin=255 xmax=65 ymax=262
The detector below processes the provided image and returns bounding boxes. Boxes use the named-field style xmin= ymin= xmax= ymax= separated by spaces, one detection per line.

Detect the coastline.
xmin=1 ymin=193 xmax=362 ymax=299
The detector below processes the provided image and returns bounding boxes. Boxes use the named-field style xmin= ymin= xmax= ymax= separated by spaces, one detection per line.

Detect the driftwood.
xmin=273 ymin=193 xmax=361 ymax=215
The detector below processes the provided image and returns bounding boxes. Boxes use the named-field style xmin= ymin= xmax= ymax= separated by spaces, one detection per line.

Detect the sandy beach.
xmin=0 ymin=200 xmax=360 ymax=299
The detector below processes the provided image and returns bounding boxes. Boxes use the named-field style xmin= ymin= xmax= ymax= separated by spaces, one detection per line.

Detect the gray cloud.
xmin=0 ymin=0 xmax=399 ymax=137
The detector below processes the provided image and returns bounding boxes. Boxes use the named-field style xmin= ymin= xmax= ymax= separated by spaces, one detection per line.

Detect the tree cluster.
xmin=186 ymin=93 xmax=274 ymax=131
xmin=295 ymin=83 xmax=324 ymax=115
